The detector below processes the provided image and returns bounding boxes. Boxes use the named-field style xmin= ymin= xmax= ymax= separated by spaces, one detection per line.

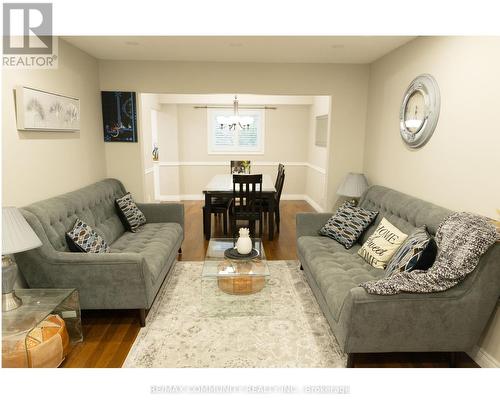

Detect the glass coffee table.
xmin=201 ymin=238 xmax=271 ymax=317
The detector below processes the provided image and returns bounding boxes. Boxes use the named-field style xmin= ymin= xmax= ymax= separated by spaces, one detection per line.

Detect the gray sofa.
xmin=296 ymin=185 xmax=500 ymax=367
xmin=15 ymin=179 xmax=184 ymax=326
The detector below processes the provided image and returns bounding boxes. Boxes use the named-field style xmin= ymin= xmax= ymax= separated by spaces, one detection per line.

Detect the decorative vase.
xmin=235 ymin=228 xmax=252 ymax=255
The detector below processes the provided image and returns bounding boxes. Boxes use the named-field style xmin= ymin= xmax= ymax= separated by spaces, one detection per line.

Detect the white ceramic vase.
xmin=236 ymin=228 xmax=252 ymax=255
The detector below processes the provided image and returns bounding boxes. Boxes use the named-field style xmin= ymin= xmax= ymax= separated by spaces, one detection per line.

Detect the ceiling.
xmin=62 ymin=36 xmax=415 ymax=64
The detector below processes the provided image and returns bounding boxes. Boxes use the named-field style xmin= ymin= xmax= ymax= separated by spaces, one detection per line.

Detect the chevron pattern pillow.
xmin=319 ymin=202 xmax=378 ymax=249
xmin=116 ymin=192 xmax=146 ymax=232
xmin=384 ymin=225 xmax=433 ymax=277
xmin=66 ymin=218 xmax=110 ymax=253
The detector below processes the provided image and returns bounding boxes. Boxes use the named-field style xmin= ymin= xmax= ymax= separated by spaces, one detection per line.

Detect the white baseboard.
xmin=468 ymin=345 xmax=500 ymax=368
xmin=303 ymin=195 xmax=323 ymax=213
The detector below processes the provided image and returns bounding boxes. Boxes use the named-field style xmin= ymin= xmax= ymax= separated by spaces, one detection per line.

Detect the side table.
xmin=2 ymin=288 xmax=83 ymax=367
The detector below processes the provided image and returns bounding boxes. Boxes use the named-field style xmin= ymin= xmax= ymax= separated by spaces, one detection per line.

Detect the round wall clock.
xmin=399 ymin=74 xmax=440 ymax=149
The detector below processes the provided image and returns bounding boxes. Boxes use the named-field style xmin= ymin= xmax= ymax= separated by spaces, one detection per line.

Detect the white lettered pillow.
xmin=358 ymin=218 xmax=408 ymax=269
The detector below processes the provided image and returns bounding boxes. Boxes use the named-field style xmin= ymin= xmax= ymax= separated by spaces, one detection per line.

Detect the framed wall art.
xmin=101 ymin=91 xmax=138 ymax=142
xmin=15 ymin=86 xmax=80 ymax=131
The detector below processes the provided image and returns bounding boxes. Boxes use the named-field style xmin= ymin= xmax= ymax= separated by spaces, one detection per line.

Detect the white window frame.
xmin=207 ymin=109 xmax=265 ymax=155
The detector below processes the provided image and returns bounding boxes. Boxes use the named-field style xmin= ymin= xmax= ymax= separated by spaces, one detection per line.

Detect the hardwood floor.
xmin=61 ymin=200 xmax=478 ymax=368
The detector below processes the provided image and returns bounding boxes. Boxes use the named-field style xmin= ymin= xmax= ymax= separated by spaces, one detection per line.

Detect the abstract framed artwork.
xmin=101 ymin=91 xmax=138 ymax=142
xmin=15 ymin=86 xmax=80 ymax=131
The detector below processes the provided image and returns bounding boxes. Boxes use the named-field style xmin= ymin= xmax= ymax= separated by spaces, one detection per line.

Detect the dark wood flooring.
xmin=61 ymin=200 xmax=478 ymax=368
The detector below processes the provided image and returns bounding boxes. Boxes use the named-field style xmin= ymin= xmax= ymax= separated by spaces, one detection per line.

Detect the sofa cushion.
xmin=23 ymin=179 xmax=127 ymax=252
xmin=384 ymin=225 xmax=433 ymax=277
xmin=319 ymin=202 xmax=378 ymax=249
xmin=297 ymin=236 xmax=384 ymax=321
xmin=358 ymin=217 xmax=408 ymax=269
xmin=66 ymin=218 xmax=110 ymax=253
xmin=110 ymin=223 xmax=182 ymax=282
xmin=116 ymin=192 xmax=147 ymax=232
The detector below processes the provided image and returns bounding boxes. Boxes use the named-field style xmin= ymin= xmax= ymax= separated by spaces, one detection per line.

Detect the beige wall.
xmin=306 ymin=96 xmax=330 ymax=210
xmin=364 ymin=36 xmax=500 ymax=218
xmin=98 ymin=60 xmax=370 ymax=209
xmin=363 ymin=36 xmax=500 ymax=366
xmin=104 ymin=93 xmax=160 ymax=202
xmin=2 ymin=39 xmax=105 ymax=207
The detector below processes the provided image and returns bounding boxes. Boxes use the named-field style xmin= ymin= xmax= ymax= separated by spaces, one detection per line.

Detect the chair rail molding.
xmin=152 ymin=161 xmax=326 ymax=174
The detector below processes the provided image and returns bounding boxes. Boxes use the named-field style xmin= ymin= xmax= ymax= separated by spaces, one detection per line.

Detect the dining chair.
xmin=262 ymin=165 xmax=285 ymax=233
xmin=203 ymin=196 xmax=232 ymax=237
xmin=230 ymin=174 xmax=263 ymax=238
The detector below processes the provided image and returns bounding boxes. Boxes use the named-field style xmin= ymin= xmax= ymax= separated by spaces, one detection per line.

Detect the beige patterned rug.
xmin=123 ymin=261 xmax=346 ymax=368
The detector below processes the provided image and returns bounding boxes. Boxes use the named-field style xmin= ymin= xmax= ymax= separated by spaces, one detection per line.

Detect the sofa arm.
xmin=16 ymin=249 xmax=151 ymax=309
xmin=296 ymin=212 xmax=333 ymax=239
xmin=137 ymin=202 xmax=184 ymax=227
xmin=340 ymin=286 xmax=492 ymax=353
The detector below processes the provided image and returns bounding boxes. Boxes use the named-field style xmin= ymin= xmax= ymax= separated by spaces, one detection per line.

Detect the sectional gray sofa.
xmin=15 ymin=179 xmax=184 ymax=327
xmin=296 ymin=185 xmax=500 ymax=367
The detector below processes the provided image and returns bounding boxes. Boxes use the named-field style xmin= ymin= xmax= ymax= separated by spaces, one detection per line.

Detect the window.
xmin=208 ymin=109 xmax=264 ymax=154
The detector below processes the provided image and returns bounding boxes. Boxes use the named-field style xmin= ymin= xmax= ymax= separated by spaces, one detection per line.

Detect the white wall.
xmin=364 ymin=36 xmax=500 ymax=367
xmin=139 ymin=93 xmax=160 ymax=202
xmin=306 ymin=96 xmax=330 ymax=210
xmin=2 ymin=39 xmax=106 ymax=207
xmin=104 ymin=93 xmax=160 ymax=202
xmin=98 ymin=60 xmax=370 ymax=209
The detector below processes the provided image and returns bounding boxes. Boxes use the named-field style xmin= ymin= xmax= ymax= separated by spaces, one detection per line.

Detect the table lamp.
xmin=337 ymin=172 xmax=369 ymax=205
xmin=2 ymin=207 xmax=42 ymax=312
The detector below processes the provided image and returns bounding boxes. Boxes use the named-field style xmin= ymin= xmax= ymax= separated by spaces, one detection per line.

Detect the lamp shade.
xmin=2 ymin=207 xmax=42 ymax=255
xmin=337 ymin=172 xmax=369 ymax=198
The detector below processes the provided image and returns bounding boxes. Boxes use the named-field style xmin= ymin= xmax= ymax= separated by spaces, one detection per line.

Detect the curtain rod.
xmin=193 ymin=105 xmax=277 ymax=110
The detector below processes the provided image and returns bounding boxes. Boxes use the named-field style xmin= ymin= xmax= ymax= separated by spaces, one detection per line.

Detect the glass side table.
xmin=2 ymin=288 xmax=83 ymax=368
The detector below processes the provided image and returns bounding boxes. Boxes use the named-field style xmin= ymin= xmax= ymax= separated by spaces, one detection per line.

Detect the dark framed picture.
xmin=101 ymin=91 xmax=138 ymax=142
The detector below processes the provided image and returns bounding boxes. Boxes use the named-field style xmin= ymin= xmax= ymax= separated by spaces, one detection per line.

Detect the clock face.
xmin=404 ymin=90 xmax=425 ymax=134
xmin=399 ymin=74 xmax=440 ymax=149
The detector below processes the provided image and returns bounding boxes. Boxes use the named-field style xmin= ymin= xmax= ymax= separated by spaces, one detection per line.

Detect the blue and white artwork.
xmin=101 ymin=91 xmax=138 ymax=142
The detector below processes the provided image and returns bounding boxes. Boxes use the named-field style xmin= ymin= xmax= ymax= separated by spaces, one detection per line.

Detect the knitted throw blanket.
xmin=360 ymin=212 xmax=499 ymax=295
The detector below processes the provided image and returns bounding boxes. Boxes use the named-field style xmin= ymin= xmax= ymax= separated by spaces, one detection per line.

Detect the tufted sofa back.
xmin=358 ymin=185 xmax=452 ymax=244
xmin=22 ymin=179 xmax=128 ymax=252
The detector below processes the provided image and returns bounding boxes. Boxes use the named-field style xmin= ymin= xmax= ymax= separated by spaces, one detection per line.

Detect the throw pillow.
xmin=358 ymin=217 xmax=408 ymax=269
xmin=115 ymin=192 xmax=146 ymax=232
xmin=319 ymin=202 xmax=378 ymax=249
xmin=384 ymin=225 xmax=433 ymax=278
xmin=66 ymin=218 xmax=110 ymax=254
xmin=413 ymin=237 xmax=438 ymax=271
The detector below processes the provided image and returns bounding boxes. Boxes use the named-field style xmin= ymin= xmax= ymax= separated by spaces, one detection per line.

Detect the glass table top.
xmin=2 ymin=288 xmax=77 ymax=337
xmin=202 ymin=238 xmax=270 ymax=278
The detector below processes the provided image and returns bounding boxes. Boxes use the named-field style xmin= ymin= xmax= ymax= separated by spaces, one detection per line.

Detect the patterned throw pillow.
xmin=358 ymin=217 xmax=408 ymax=269
xmin=115 ymin=192 xmax=146 ymax=232
xmin=66 ymin=218 xmax=110 ymax=253
xmin=384 ymin=226 xmax=432 ymax=277
xmin=319 ymin=202 xmax=378 ymax=249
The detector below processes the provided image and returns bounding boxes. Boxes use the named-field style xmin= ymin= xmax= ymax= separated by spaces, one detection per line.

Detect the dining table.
xmin=202 ymin=174 xmax=277 ymax=241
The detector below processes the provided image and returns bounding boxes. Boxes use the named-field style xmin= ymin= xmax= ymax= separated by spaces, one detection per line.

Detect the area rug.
xmin=123 ymin=261 xmax=346 ymax=368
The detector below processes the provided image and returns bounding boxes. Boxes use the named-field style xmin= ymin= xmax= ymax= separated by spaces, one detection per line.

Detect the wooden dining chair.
xmin=230 ymin=174 xmax=263 ymax=238
xmin=262 ymin=166 xmax=285 ymax=233
xmin=202 ymin=196 xmax=232 ymax=237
